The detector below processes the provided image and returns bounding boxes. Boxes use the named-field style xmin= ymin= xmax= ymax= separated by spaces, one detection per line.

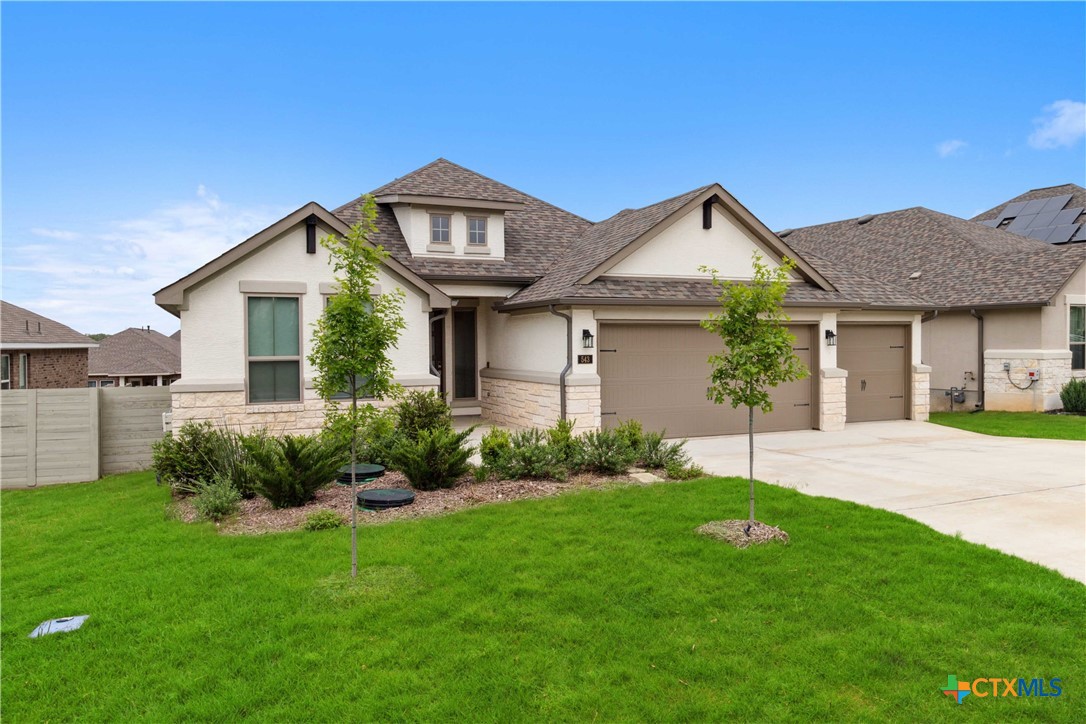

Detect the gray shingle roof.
xmin=88 ymin=327 xmax=181 ymax=376
xmin=334 ymin=160 xmax=592 ymax=280
xmin=784 ymin=207 xmax=1086 ymax=308
xmin=0 ymin=300 xmax=97 ymax=347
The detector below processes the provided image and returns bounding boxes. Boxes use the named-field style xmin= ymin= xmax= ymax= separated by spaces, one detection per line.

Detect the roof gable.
xmin=154 ymin=203 xmax=451 ymax=314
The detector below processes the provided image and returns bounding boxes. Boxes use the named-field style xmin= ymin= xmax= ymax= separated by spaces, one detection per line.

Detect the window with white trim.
xmin=247 ymin=296 xmax=301 ymax=403
xmin=1071 ymin=305 xmax=1085 ymax=370
xmin=467 ymin=216 xmax=487 ymax=245
xmin=1 ymin=355 xmax=9 ymax=390
xmin=430 ymin=214 xmax=451 ymax=244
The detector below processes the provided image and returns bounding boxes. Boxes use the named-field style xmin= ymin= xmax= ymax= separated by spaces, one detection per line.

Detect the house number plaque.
xmin=577 ymin=354 xmax=593 ymax=364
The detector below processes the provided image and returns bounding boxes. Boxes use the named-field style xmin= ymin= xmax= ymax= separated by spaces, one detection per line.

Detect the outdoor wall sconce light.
xmin=825 ymin=329 xmax=837 ymax=347
xmin=582 ymin=329 xmax=595 ymax=349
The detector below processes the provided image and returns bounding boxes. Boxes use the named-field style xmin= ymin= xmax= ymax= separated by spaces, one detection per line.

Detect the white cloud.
xmin=30 ymin=227 xmax=80 ymax=241
xmin=1028 ymin=100 xmax=1086 ymax=150
xmin=3 ymin=188 xmax=287 ymax=334
xmin=936 ymin=139 xmax=967 ymax=158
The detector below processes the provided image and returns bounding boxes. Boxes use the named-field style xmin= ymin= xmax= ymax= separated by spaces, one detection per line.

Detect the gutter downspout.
xmin=970 ymin=308 xmax=985 ymax=410
xmin=549 ymin=305 xmax=573 ymax=420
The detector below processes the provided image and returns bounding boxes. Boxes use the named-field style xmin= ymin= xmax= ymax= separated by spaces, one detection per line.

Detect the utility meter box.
xmin=1027 ymin=369 xmax=1040 ymax=380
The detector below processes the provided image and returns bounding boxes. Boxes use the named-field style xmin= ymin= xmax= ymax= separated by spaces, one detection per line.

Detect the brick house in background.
xmin=0 ymin=300 xmax=98 ymax=389
xmin=88 ymin=327 xmax=181 ymax=387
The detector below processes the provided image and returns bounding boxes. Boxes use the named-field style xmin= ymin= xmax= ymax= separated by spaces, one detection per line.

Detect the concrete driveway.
xmin=684 ymin=421 xmax=1086 ymax=583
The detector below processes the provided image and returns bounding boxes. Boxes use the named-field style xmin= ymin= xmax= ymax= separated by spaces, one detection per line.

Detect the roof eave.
xmin=496 ymin=296 xmax=932 ymax=313
xmin=374 ymin=194 xmax=525 ymax=211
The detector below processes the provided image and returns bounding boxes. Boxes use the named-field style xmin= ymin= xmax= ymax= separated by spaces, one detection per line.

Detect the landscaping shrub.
xmin=471 ymin=464 xmax=491 ymax=484
xmin=1060 ymin=378 xmax=1086 ymax=414
xmin=578 ymin=429 xmax=637 ymax=475
xmin=614 ymin=419 xmax=644 ymax=454
xmin=203 ymin=426 xmax=267 ymax=499
xmin=546 ymin=418 xmax=581 ymax=466
xmin=152 ymin=421 xmax=220 ymax=494
xmin=395 ymin=390 xmax=453 ymax=442
xmin=391 ymin=427 xmax=474 ymax=491
xmin=303 ymin=509 xmax=345 ymax=532
xmin=493 ymin=428 xmax=565 ymax=480
xmin=249 ymin=434 xmax=349 ymax=508
xmin=190 ymin=475 xmax=242 ymax=521
xmin=638 ymin=431 xmax=691 ymax=470
xmin=479 ymin=427 xmax=512 ymax=468
xmin=322 ymin=406 xmax=401 ymax=469
xmin=665 ymin=460 xmax=707 ymax=480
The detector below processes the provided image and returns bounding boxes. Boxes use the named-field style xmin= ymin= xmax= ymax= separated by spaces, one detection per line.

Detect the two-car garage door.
xmin=598 ymin=324 xmax=814 ymax=438
xmin=598 ymin=322 xmax=909 ymax=437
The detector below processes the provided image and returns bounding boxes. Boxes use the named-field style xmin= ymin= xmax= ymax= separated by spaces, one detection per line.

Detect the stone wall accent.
xmin=911 ymin=364 xmax=931 ymax=421
xmin=11 ymin=348 xmax=89 ymax=389
xmin=171 ymin=386 xmax=434 ymax=436
xmin=566 ymin=383 xmax=601 ymax=434
xmin=818 ymin=368 xmax=847 ymax=431
xmin=480 ymin=376 xmax=561 ymax=429
xmin=983 ymin=350 xmax=1071 ymax=412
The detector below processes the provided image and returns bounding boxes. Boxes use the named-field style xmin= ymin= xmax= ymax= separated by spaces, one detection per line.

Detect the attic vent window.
xmin=305 ymin=215 xmax=318 ymax=254
xmin=857 ymin=214 xmax=875 ymax=225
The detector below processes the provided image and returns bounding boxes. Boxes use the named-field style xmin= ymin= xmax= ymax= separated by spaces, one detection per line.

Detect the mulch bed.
xmin=696 ymin=519 xmax=790 ymax=548
xmin=171 ymin=470 xmax=641 ymax=535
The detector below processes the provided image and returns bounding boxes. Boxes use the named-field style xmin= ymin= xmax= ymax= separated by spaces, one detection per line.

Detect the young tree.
xmin=700 ymin=254 xmax=808 ymax=525
xmin=309 ymin=194 xmax=406 ymax=577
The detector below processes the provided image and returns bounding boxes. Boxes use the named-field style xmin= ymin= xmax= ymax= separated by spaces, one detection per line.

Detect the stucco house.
xmin=87 ymin=327 xmax=182 ymax=388
xmin=156 ymin=159 xmax=936 ymax=437
xmin=783 ymin=191 xmax=1086 ymax=412
xmin=0 ymin=300 xmax=99 ymax=389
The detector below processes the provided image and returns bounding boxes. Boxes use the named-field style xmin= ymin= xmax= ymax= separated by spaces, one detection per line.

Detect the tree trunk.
xmin=350 ymin=393 xmax=358 ymax=579
xmin=748 ymin=405 xmax=755 ymax=524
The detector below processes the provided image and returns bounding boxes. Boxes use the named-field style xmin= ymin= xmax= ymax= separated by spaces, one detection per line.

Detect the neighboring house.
xmin=971 ymin=183 xmax=1086 ymax=245
xmin=0 ymin=300 xmax=98 ymax=389
xmin=783 ymin=206 xmax=1086 ymax=412
xmin=87 ymin=326 xmax=182 ymax=387
xmin=156 ymin=159 xmax=935 ymax=437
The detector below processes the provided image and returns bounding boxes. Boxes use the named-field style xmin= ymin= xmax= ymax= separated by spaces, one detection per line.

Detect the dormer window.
xmin=430 ymin=214 xmax=451 ymax=244
xmin=468 ymin=216 xmax=488 ymax=246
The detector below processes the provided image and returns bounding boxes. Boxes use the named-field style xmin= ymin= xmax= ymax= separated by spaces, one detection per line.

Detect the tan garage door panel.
xmin=837 ymin=325 xmax=907 ymax=422
xmin=599 ymin=324 xmax=813 ymax=438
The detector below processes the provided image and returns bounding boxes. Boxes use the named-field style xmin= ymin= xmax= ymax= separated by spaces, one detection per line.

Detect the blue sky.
xmin=3 ymin=1 xmax=1084 ymax=334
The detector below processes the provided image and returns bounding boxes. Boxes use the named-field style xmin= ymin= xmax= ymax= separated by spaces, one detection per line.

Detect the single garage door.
xmin=836 ymin=325 xmax=907 ymax=422
xmin=599 ymin=324 xmax=814 ymax=438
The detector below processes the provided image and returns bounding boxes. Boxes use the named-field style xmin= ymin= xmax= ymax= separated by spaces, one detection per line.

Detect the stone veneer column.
xmin=565 ymin=380 xmax=601 ymax=434
xmin=911 ymin=364 xmax=931 ymax=421
xmin=819 ymin=367 xmax=847 ymax=431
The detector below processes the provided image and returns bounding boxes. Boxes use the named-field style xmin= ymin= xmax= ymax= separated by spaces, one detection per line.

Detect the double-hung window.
xmin=467 ymin=216 xmax=487 ymax=246
xmin=1071 ymin=305 xmax=1085 ymax=370
xmin=430 ymin=214 xmax=451 ymax=244
xmin=247 ymin=296 xmax=301 ymax=403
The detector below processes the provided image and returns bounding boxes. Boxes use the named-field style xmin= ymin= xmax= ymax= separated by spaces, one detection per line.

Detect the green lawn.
xmin=930 ymin=411 xmax=1086 ymax=441
xmin=2 ymin=473 xmax=1083 ymax=721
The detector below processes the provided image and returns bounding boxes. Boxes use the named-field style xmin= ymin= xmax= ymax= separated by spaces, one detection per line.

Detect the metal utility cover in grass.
xmin=29 ymin=615 xmax=89 ymax=638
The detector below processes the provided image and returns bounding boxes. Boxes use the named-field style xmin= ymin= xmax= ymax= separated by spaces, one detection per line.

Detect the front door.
xmin=452 ymin=308 xmax=477 ymax=399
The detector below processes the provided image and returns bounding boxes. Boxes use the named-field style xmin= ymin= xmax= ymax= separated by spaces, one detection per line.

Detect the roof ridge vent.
xmin=777 ymin=228 xmax=794 ymax=238
xmin=857 ymin=214 xmax=875 ymax=225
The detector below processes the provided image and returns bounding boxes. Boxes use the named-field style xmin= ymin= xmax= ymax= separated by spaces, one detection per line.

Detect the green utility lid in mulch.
xmin=337 ymin=464 xmax=385 ymax=485
xmin=357 ymin=489 xmax=415 ymax=510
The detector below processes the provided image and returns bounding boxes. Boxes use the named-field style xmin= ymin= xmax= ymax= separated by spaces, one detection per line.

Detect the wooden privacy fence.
xmin=0 ymin=387 xmax=172 ymax=488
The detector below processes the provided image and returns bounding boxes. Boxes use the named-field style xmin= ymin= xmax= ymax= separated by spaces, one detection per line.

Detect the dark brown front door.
xmin=837 ymin=325 xmax=907 ymax=422
xmin=599 ymin=323 xmax=814 ymax=438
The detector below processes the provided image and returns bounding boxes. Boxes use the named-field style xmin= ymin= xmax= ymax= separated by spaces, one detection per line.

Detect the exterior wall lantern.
xmin=825 ymin=329 xmax=837 ymax=347
xmin=582 ymin=329 xmax=595 ymax=349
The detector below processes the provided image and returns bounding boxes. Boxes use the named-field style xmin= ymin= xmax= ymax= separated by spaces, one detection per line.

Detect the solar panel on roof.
xmin=1020 ymin=198 xmax=1050 ymax=215
xmin=1040 ymin=194 xmax=1073 ymax=212
xmin=1054 ymin=208 xmax=1083 ymax=226
xmin=1007 ymin=214 xmax=1038 ymax=232
xmin=1001 ymin=201 xmax=1028 ymax=217
xmin=1072 ymin=226 xmax=1086 ymax=242
xmin=1026 ymin=227 xmax=1053 ymax=241
xmin=1031 ymin=210 xmax=1061 ymax=228
xmin=1047 ymin=225 xmax=1079 ymax=244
